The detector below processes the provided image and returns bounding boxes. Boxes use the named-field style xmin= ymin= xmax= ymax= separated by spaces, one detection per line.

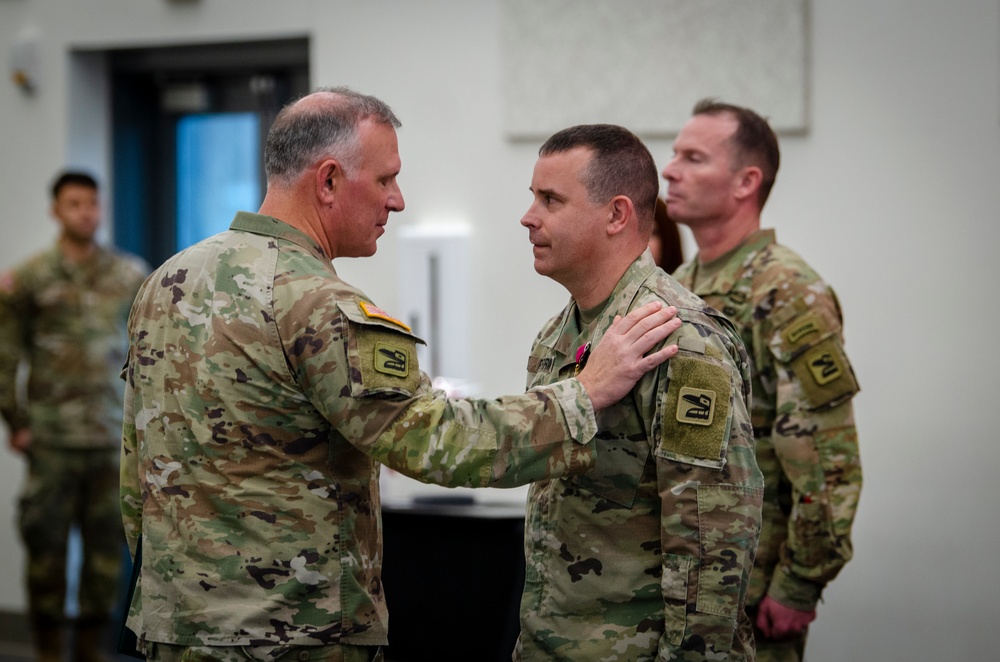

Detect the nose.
xmin=520 ymin=211 xmax=535 ymax=229
xmin=520 ymin=202 xmax=539 ymax=229
xmin=661 ymin=159 xmax=678 ymax=183
xmin=388 ymin=181 xmax=405 ymax=212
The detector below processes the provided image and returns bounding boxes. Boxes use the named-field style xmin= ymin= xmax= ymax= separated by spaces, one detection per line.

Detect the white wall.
xmin=1 ymin=1 xmax=998 ymax=659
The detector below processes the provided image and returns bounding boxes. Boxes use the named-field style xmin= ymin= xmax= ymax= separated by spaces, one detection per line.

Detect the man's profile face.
xmin=52 ymin=183 xmax=100 ymax=243
xmin=332 ymin=119 xmax=405 ymax=258
xmin=520 ymin=147 xmax=609 ymax=291
xmin=662 ymin=113 xmax=742 ymax=228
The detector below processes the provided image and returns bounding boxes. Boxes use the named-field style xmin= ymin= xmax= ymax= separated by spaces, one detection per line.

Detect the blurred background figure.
xmin=647 ymin=197 xmax=684 ymax=273
xmin=0 ymin=171 xmax=148 ymax=662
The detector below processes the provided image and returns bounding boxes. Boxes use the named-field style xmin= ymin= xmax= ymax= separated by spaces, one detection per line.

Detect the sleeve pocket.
xmin=696 ymin=484 xmax=762 ymax=618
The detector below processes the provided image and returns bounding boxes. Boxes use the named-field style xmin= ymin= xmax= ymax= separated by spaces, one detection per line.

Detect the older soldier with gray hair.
xmin=514 ymin=124 xmax=763 ymax=660
xmin=120 ymin=87 xmax=682 ymax=662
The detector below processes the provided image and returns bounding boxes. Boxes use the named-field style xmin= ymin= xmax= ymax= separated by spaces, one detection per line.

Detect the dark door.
xmin=110 ymin=39 xmax=309 ymax=267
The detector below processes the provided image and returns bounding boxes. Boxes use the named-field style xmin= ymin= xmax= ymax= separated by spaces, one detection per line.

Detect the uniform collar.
xmin=229 ymin=211 xmax=329 ymax=262
xmin=687 ymin=228 xmax=775 ymax=296
xmin=539 ymin=250 xmax=658 ymax=357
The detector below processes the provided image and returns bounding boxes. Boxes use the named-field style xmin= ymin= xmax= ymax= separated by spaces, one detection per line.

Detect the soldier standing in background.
xmin=667 ymin=99 xmax=863 ymax=661
xmin=514 ymin=124 xmax=763 ymax=661
xmin=0 ymin=171 xmax=148 ymax=662
xmin=120 ymin=88 xmax=681 ymax=662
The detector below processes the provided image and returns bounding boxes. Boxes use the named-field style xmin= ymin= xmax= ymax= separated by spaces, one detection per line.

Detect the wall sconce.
xmin=11 ymin=27 xmax=40 ymax=94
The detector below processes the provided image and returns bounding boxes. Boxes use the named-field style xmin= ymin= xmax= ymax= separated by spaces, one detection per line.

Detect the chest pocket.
xmin=338 ymin=298 xmax=425 ymax=398
xmin=528 ymin=349 xmax=649 ymax=508
xmin=654 ymin=337 xmax=735 ymax=471
xmin=769 ymin=308 xmax=859 ymax=411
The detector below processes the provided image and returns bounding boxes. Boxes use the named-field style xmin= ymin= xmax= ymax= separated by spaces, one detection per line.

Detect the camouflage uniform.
xmin=515 ymin=251 xmax=764 ymax=661
xmin=121 ymin=212 xmax=598 ymax=651
xmin=674 ymin=230 xmax=862 ymax=661
xmin=0 ymin=245 xmax=147 ymax=628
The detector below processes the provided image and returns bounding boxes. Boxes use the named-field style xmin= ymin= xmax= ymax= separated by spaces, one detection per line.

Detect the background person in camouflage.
xmin=0 ymin=171 xmax=148 ymax=662
xmin=666 ymin=99 xmax=862 ymax=661
xmin=514 ymin=124 xmax=763 ymax=661
xmin=121 ymin=87 xmax=682 ymax=662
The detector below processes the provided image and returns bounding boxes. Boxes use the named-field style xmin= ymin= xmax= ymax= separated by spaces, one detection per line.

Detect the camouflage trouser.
xmin=144 ymin=642 xmax=384 ymax=662
xmin=17 ymin=446 xmax=123 ymax=623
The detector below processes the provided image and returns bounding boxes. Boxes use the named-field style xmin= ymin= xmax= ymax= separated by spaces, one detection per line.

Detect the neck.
xmin=58 ymin=235 xmax=97 ymax=263
xmin=568 ymin=246 xmax=641 ymax=309
xmin=258 ymin=186 xmax=335 ymax=259
xmin=689 ymin=210 xmax=761 ymax=263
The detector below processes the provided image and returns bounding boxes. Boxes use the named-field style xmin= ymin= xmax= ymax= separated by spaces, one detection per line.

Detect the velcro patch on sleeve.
xmin=357 ymin=327 xmax=421 ymax=393
xmin=790 ymin=337 xmax=859 ymax=410
xmin=782 ymin=312 xmax=824 ymax=347
xmin=659 ymin=354 xmax=733 ymax=466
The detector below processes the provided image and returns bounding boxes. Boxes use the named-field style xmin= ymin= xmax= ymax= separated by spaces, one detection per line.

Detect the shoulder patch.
xmin=374 ymin=341 xmax=410 ymax=378
xmin=791 ymin=337 xmax=859 ymax=409
xmin=359 ymin=300 xmax=411 ymax=332
xmin=782 ymin=312 xmax=825 ymax=347
xmin=354 ymin=326 xmax=421 ymax=394
xmin=676 ymin=386 xmax=716 ymax=426
xmin=657 ymin=354 xmax=733 ymax=469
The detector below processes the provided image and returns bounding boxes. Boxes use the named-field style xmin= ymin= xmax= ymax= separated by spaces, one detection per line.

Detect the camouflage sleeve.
xmin=765 ymin=297 xmax=862 ymax=610
xmin=120 ymin=371 xmax=141 ymax=558
xmin=284 ymin=295 xmax=596 ymax=489
xmin=369 ymin=380 xmax=596 ymax=488
xmin=653 ymin=338 xmax=763 ymax=658
xmin=0 ymin=268 xmax=29 ymax=431
xmin=120 ymin=296 xmax=146 ymax=559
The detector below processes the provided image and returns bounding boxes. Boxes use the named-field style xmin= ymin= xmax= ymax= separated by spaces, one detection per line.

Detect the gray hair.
xmin=264 ymin=86 xmax=401 ymax=184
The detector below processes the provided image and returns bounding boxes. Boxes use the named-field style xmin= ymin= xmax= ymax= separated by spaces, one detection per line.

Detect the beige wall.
xmin=1 ymin=1 xmax=998 ymax=659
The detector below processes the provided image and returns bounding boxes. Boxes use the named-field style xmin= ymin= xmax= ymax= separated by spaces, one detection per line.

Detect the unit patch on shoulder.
xmin=676 ymin=386 xmax=716 ymax=426
xmin=804 ymin=345 xmax=842 ymax=386
xmin=354 ymin=326 xmax=421 ymax=394
xmin=359 ymin=300 xmax=411 ymax=332
xmin=790 ymin=337 xmax=860 ymax=410
xmin=375 ymin=341 xmax=409 ymax=378
xmin=658 ymin=354 xmax=733 ymax=467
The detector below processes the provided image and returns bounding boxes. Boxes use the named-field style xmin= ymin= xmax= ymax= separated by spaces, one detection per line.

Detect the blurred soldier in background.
xmin=0 ymin=171 xmax=148 ymax=661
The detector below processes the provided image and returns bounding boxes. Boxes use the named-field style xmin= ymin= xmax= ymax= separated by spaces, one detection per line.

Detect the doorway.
xmin=109 ymin=38 xmax=309 ymax=267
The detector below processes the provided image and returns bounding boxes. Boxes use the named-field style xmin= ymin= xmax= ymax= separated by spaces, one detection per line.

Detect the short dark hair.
xmin=51 ymin=171 xmax=98 ymax=200
xmin=538 ymin=124 xmax=659 ymax=233
xmin=264 ymin=86 xmax=402 ymax=183
xmin=692 ymin=98 xmax=780 ymax=208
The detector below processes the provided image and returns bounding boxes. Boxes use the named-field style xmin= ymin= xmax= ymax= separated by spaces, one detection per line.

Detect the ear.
xmin=315 ymin=158 xmax=343 ymax=205
xmin=606 ymin=195 xmax=634 ymax=236
xmin=733 ymin=166 xmax=763 ymax=204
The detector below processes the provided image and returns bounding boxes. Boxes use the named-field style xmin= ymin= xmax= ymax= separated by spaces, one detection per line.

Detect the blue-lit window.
xmin=176 ymin=113 xmax=262 ymax=249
